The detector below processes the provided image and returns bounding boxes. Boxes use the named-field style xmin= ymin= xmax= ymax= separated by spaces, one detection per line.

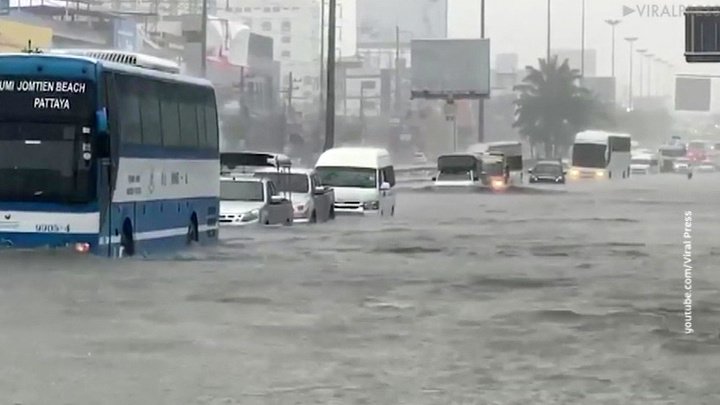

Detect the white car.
xmin=630 ymin=153 xmax=659 ymax=175
xmin=253 ymin=168 xmax=335 ymax=223
xmin=219 ymin=176 xmax=293 ymax=226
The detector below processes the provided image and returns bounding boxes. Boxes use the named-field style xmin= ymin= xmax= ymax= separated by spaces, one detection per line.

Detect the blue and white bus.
xmin=0 ymin=50 xmax=220 ymax=257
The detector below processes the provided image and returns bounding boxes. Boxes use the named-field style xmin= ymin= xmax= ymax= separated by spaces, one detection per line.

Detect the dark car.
xmin=528 ymin=161 xmax=566 ymax=184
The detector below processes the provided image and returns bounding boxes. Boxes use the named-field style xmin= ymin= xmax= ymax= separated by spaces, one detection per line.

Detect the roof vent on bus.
xmin=47 ymin=49 xmax=180 ymax=74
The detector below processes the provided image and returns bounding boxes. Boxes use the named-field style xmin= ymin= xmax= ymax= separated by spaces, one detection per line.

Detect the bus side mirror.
xmin=96 ymin=108 xmax=109 ymax=135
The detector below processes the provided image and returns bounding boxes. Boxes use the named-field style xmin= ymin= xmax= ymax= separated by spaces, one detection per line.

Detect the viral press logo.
xmin=622 ymin=3 xmax=690 ymax=18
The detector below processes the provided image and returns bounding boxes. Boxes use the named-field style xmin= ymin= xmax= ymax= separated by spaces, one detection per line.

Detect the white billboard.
xmin=411 ymin=39 xmax=490 ymax=99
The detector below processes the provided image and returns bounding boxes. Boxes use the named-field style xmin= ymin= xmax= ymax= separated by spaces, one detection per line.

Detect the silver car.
xmin=219 ymin=176 xmax=293 ymax=226
xmin=253 ymin=168 xmax=335 ymax=223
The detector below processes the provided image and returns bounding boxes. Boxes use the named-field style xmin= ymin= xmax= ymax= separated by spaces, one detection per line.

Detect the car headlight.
xmin=241 ymin=209 xmax=259 ymax=222
xmin=595 ymin=170 xmax=605 ymax=177
xmin=363 ymin=201 xmax=380 ymax=210
xmin=294 ymin=203 xmax=308 ymax=213
xmin=555 ymin=176 xmax=562 ymax=182
xmin=569 ymin=169 xmax=580 ymax=177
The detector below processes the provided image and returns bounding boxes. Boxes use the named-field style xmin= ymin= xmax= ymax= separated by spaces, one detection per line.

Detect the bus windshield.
xmin=0 ymin=122 xmax=93 ymax=203
xmin=572 ymin=144 xmax=607 ymax=168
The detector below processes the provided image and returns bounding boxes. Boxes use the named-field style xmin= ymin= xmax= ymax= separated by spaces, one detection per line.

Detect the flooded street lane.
xmin=1 ymin=174 xmax=720 ymax=404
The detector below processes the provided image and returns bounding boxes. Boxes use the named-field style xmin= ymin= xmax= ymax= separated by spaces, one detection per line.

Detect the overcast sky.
xmin=448 ymin=0 xmax=720 ymax=90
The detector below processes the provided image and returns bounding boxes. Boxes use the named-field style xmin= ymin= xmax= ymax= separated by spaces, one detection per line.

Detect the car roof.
xmin=535 ymin=160 xmax=562 ymax=165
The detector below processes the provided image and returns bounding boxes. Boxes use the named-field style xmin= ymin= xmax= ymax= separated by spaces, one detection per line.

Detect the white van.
xmin=315 ymin=147 xmax=396 ymax=216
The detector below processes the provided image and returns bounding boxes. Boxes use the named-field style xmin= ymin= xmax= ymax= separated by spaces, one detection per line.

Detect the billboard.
xmin=411 ymin=39 xmax=490 ymax=99
xmin=581 ymin=77 xmax=616 ymax=104
xmin=675 ymin=77 xmax=711 ymax=111
xmin=0 ymin=21 xmax=52 ymax=52
xmin=113 ymin=18 xmax=140 ymax=51
xmin=357 ymin=0 xmax=447 ymax=47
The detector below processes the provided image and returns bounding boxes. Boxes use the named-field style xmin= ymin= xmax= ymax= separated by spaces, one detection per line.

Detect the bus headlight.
xmin=595 ymin=170 xmax=605 ymax=177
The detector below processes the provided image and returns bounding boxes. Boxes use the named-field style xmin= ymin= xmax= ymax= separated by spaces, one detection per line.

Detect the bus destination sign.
xmin=0 ymin=79 xmax=88 ymax=111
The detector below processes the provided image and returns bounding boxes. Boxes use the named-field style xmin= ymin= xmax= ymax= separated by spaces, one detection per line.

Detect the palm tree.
xmin=513 ymin=56 xmax=601 ymax=158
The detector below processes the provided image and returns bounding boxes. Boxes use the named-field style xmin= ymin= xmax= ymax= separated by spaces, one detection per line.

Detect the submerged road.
xmin=1 ymin=173 xmax=720 ymax=404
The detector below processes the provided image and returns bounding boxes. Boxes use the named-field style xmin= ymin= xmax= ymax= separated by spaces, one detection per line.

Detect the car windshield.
xmin=533 ymin=163 xmax=561 ymax=175
xmin=632 ymin=158 xmax=651 ymax=165
xmin=220 ymin=180 xmax=264 ymax=202
xmin=660 ymin=148 xmax=686 ymax=157
xmin=315 ymin=166 xmax=377 ymax=188
xmin=572 ymin=144 xmax=607 ymax=168
xmin=254 ymin=173 xmax=309 ymax=193
xmin=0 ymin=122 xmax=93 ymax=203
xmin=688 ymin=142 xmax=707 ymax=150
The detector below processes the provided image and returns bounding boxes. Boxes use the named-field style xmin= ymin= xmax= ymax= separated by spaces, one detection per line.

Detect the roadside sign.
xmin=685 ymin=7 xmax=720 ymax=62
xmin=444 ymin=100 xmax=457 ymax=121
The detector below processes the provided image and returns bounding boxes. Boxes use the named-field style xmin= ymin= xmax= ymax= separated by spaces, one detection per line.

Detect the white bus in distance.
xmin=569 ymin=131 xmax=632 ymax=180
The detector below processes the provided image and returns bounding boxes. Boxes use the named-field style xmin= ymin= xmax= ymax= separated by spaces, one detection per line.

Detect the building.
xmin=356 ymin=0 xmax=447 ymax=69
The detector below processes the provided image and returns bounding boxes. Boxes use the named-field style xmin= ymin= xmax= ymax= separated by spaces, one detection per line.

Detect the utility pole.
xmin=319 ymin=0 xmax=325 ymax=105
xmin=581 ymin=0 xmax=585 ymax=77
xmin=547 ymin=0 xmax=551 ymax=61
xmin=287 ymin=71 xmax=293 ymax=116
xmin=200 ymin=0 xmax=208 ymax=77
xmin=395 ymin=25 xmax=401 ymax=116
xmin=478 ymin=0 xmax=485 ymax=142
xmin=323 ymin=0 xmax=337 ymax=151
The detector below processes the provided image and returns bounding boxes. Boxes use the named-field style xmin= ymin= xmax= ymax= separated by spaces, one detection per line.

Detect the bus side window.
xmin=99 ymin=72 xmax=116 ymax=157
xmin=115 ymin=74 xmax=142 ymax=145
xmin=139 ymin=78 xmax=162 ymax=146
xmin=196 ymin=94 xmax=207 ymax=149
xmin=159 ymin=82 xmax=181 ymax=147
xmin=204 ymin=90 xmax=219 ymax=150
xmin=178 ymin=86 xmax=199 ymax=148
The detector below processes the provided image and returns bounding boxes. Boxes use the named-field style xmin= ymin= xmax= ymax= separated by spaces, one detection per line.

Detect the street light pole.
xmin=625 ymin=37 xmax=638 ymax=110
xmin=395 ymin=25 xmax=401 ymax=116
xmin=646 ymin=53 xmax=655 ymax=96
xmin=200 ymin=0 xmax=208 ymax=77
xmin=323 ymin=0 xmax=337 ymax=151
xmin=605 ymin=19 xmax=621 ymax=77
xmin=636 ymin=49 xmax=646 ymax=97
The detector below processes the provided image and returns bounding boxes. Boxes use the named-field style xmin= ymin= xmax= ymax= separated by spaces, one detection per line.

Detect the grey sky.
xmin=449 ymin=0 xmax=720 ymax=89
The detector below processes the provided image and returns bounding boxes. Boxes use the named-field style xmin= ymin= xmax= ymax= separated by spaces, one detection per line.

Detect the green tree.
xmin=513 ymin=56 xmax=604 ymax=158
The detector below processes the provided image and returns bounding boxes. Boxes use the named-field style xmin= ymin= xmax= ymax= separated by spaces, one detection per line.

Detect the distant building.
xmin=356 ymin=0 xmax=447 ymax=69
